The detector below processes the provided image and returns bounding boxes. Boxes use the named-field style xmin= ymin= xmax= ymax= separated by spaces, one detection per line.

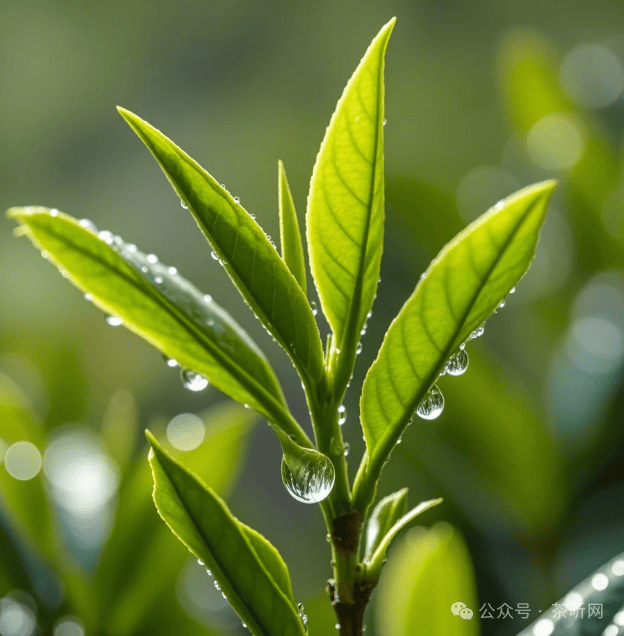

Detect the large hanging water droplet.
xmin=416 ymin=385 xmax=444 ymax=420
xmin=181 ymin=369 xmax=209 ymax=391
xmin=445 ymin=347 xmax=469 ymax=376
xmin=280 ymin=442 xmax=335 ymax=504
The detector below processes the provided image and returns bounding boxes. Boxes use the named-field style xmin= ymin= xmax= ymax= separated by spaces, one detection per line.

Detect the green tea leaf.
xmin=8 ymin=208 xmax=292 ymax=431
xmin=118 ymin=108 xmax=324 ymax=386
xmin=241 ymin=524 xmax=296 ymax=606
xmin=376 ymin=523 xmax=479 ymax=636
xmin=363 ymin=488 xmax=408 ymax=562
xmin=365 ymin=498 xmax=443 ymax=580
xmin=278 ymin=161 xmax=307 ymax=294
xmin=307 ymin=19 xmax=394 ymax=375
xmin=146 ymin=432 xmax=306 ymax=636
xmin=516 ymin=551 xmax=624 ymax=635
xmin=355 ymin=181 xmax=555 ymax=509
xmin=95 ymin=402 xmax=256 ymax=636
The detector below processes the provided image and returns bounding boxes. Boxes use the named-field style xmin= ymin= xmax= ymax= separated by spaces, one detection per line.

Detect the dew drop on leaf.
xmin=233 ymin=196 xmax=240 ymax=204
xmin=180 ymin=369 xmax=209 ymax=391
xmin=356 ymin=342 xmax=363 ymax=355
xmin=146 ymin=253 xmax=159 ymax=264
xmin=106 ymin=315 xmax=123 ymax=327
xmin=338 ymin=405 xmax=347 ymax=425
xmin=510 ymin=286 xmax=516 ymax=294
xmin=162 ymin=354 xmax=178 ymax=368
xmin=416 ymin=385 xmax=444 ymax=420
xmin=445 ymin=347 xmax=469 ymax=376
xmin=84 ymin=293 xmax=92 ymax=302
xmin=281 ymin=446 xmax=335 ymax=504
xmin=468 ymin=324 xmax=485 ymax=340
xmin=310 ymin=300 xmax=318 ymax=316
xmin=98 ymin=230 xmax=114 ymax=245
xmin=181 ymin=200 xmax=188 ymax=209
xmin=79 ymin=218 xmax=98 ymax=233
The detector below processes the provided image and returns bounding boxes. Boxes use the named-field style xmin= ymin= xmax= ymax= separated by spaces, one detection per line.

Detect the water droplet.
xmin=326 ymin=533 xmax=331 ymax=543
xmin=335 ymin=624 xmax=341 ymax=630
xmin=50 ymin=208 xmax=59 ymax=217
xmin=338 ymin=405 xmax=347 ymax=425
xmin=203 ymin=294 xmax=212 ymax=303
xmin=383 ymin=119 xmax=387 ymax=126
xmin=281 ymin=444 xmax=335 ymax=504
xmin=168 ymin=266 xmax=178 ymax=275
xmin=146 ymin=253 xmax=159 ymax=264
xmin=41 ymin=250 xmax=49 ymax=259
xmin=197 ymin=559 xmax=204 ymax=566
xmin=141 ymin=265 xmax=148 ymax=273
xmin=211 ymin=251 xmax=220 ymax=261
xmin=396 ymin=437 xmax=402 ymax=444
xmin=266 ymin=235 xmax=271 ymax=241
xmin=181 ymin=200 xmax=188 ymax=209
xmin=510 ymin=286 xmax=516 ymax=294
xmin=250 ymin=213 xmax=256 ymax=219
xmin=99 ymin=230 xmax=114 ymax=245
xmin=310 ymin=300 xmax=318 ymax=316
xmin=214 ymin=580 xmax=220 ymax=590
xmin=356 ymin=342 xmax=363 ymax=355
xmin=499 ymin=300 xmax=506 ymax=308
xmin=84 ymin=293 xmax=92 ymax=302
xmin=163 ymin=354 xmax=178 ymax=368
xmin=233 ymin=196 xmax=240 ymax=204
xmin=79 ymin=218 xmax=97 ymax=233
xmin=154 ymin=276 xmax=163 ymax=284
xmin=106 ymin=315 xmax=123 ymax=327
xmin=343 ymin=442 xmax=350 ymax=457
xmin=297 ymin=603 xmax=308 ymax=630
xmin=468 ymin=324 xmax=485 ymax=340
xmin=416 ymin=385 xmax=444 ymax=420
xmin=445 ymin=348 xmax=469 ymax=376
xmin=180 ymin=369 xmax=209 ymax=391
xmin=206 ymin=569 xmax=212 ymax=576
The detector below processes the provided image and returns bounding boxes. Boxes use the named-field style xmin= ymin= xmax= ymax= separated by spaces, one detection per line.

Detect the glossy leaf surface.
xmin=118 ymin=108 xmax=324 ymax=385
xmin=358 ymin=181 xmax=555 ymax=494
xmin=146 ymin=433 xmax=305 ymax=636
xmin=8 ymin=208 xmax=288 ymax=425
xmin=363 ymin=487 xmax=408 ymax=562
xmin=307 ymin=20 xmax=394 ymax=351
xmin=278 ymin=160 xmax=307 ymax=294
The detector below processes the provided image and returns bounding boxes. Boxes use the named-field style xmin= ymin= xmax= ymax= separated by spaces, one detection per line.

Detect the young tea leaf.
xmin=278 ymin=161 xmax=307 ymax=294
xmin=118 ymin=108 xmax=325 ymax=386
xmin=516 ymin=551 xmax=624 ymax=635
xmin=307 ymin=19 xmax=394 ymax=385
xmin=363 ymin=488 xmax=408 ymax=562
xmin=355 ymin=181 xmax=556 ymax=511
xmin=365 ymin=498 xmax=443 ymax=581
xmin=8 ymin=208 xmax=294 ymax=433
xmin=146 ymin=432 xmax=306 ymax=636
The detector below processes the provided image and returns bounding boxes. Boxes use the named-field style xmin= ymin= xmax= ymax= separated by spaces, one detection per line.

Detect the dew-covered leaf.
xmin=93 ymin=402 xmax=256 ymax=636
xmin=516 ymin=551 xmax=624 ymax=636
xmin=8 ymin=208 xmax=291 ymax=428
xmin=365 ymin=498 xmax=443 ymax=580
xmin=307 ymin=19 xmax=394 ymax=374
xmin=363 ymin=488 xmax=408 ymax=562
xmin=356 ymin=181 xmax=555 ymax=508
xmin=118 ymin=108 xmax=324 ymax=386
xmin=376 ymin=523 xmax=479 ymax=636
xmin=278 ymin=161 xmax=307 ymax=294
xmin=146 ymin=433 xmax=306 ymax=636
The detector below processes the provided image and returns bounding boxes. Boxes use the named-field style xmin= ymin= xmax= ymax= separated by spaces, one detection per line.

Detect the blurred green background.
xmin=2 ymin=0 xmax=624 ymax=634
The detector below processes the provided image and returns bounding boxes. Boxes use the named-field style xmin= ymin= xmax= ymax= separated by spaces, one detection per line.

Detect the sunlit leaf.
xmin=8 ymin=209 xmax=291 ymax=429
xmin=95 ymin=403 xmax=255 ymax=636
xmin=146 ymin=432 xmax=306 ymax=636
xmin=365 ymin=498 xmax=443 ymax=579
xmin=376 ymin=523 xmax=479 ymax=636
xmin=118 ymin=108 xmax=325 ymax=386
xmin=307 ymin=19 xmax=394 ymax=378
xmin=355 ymin=181 xmax=555 ymax=510
xmin=516 ymin=551 xmax=624 ymax=635
xmin=363 ymin=488 xmax=408 ymax=562
xmin=278 ymin=161 xmax=307 ymax=294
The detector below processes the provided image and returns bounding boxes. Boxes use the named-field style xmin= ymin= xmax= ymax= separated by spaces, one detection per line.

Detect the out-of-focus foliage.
xmin=3 ymin=1 xmax=624 ymax=634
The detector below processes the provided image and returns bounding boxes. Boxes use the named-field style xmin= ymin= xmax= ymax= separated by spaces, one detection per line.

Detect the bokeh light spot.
xmin=526 ymin=113 xmax=585 ymax=171
xmin=4 ymin=442 xmax=42 ymax=481
xmin=167 ymin=413 xmax=206 ymax=451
